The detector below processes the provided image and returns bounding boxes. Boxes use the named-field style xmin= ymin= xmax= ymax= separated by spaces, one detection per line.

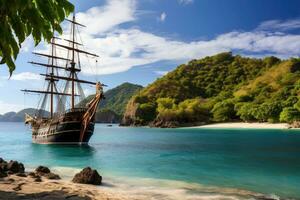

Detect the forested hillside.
xmin=79 ymin=82 xmax=143 ymax=122
xmin=122 ymin=52 xmax=300 ymax=127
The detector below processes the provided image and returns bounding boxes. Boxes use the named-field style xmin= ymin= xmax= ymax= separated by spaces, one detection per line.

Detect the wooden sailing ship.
xmin=22 ymin=14 xmax=105 ymax=144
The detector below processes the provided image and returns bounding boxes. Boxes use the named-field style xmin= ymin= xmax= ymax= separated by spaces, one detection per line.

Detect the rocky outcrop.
xmin=0 ymin=167 xmax=7 ymax=178
xmin=72 ymin=167 xmax=102 ymax=185
xmin=7 ymin=161 xmax=25 ymax=174
xmin=44 ymin=172 xmax=61 ymax=180
xmin=35 ymin=166 xmax=50 ymax=174
xmin=121 ymin=98 xmax=143 ymax=126
xmin=121 ymin=99 xmax=136 ymax=126
xmin=95 ymin=110 xmax=121 ymax=123
xmin=35 ymin=166 xmax=60 ymax=180
xmin=149 ymin=119 xmax=179 ymax=128
xmin=0 ymin=158 xmax=25 ymax=177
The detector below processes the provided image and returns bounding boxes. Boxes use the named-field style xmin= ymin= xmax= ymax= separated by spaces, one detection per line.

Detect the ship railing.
xmin=53 ymin=108 xmax=88 ymax=119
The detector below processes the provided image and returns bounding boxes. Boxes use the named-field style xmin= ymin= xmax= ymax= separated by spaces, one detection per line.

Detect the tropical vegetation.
xmin=0 ymin=0 xmax=74 ymax=74
xmin=122 ymin=52 xmax=300 ymax=127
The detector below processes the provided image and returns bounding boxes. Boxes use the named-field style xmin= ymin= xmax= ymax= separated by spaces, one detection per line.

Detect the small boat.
xmin=22 ymin=14 xmax=105 ymax=144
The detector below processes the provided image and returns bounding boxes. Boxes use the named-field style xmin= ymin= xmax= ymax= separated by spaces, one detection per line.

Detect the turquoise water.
xmin=0 ymin=122 xmax=300 ymax=199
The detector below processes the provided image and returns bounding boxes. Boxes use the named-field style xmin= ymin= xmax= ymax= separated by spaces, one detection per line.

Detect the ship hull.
xmin=31 ymin=109 xmax=95 ymax=145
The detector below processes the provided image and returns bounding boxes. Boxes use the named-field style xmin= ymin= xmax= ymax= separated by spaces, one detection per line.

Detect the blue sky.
xmin=1 ymin=0 xmax=300 ymax=114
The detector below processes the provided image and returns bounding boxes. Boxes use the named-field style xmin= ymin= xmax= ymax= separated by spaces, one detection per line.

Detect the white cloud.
xmin=178 ymin=0 xmax=194 ymax=5
xmin=10 ymin=72 xmax=41 ymax=81
xmin=257 ymin=18 xmax=300 ymax=31
xmin=76 ymin=0 xmax=136 ymax=35
xmin=36 ymin=0 xmax=300 ymax=77
xmin=159 ymin=12 xmax=167 ymax=22
xmin=78 ymin=28 xmax=300 ymax=75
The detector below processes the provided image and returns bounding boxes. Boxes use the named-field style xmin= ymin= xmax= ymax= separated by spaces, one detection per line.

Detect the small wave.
xmin=50 ymin=166 xmax=82 ymax=180
xmin=95 ymin=176 xmax=278 ymax=200
xmin=35 ymin=166 xmax=285 ymax=200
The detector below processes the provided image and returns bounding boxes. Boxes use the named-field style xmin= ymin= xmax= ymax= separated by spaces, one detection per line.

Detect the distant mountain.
xmin=0 ymin=83 xmax=143 ymax=123
xmin=0 ymin=108 xmax=46 ymax=122
xmin=122 ymin=52 xmax=300 ymax=127
xmin=79 ymin=82 xmax=143 ymax=121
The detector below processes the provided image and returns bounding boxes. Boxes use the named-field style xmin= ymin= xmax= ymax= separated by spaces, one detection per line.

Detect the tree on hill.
xmin=122 ymin=53 xmax=300 ymax=127
xmin=0 ymin=0 xmax=74 ymax=74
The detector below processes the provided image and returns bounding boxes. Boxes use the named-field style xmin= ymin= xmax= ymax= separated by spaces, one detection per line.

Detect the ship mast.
xmin=71 ymin=14 xmax=75 ymax=110
xmin=50 ymin=37 xmax=54 ymax=117
xmin=63 ymin=14 xmax=99 ymax=110
xmin=22 ymin=12 xmax=100 ymax=118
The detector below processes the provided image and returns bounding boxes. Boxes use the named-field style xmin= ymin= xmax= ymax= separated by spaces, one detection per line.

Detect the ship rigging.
xmin=22 ymin=14 xmax=105 ymax=144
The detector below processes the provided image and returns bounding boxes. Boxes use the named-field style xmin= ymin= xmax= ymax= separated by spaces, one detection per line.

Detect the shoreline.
xmin=0 ymin=160 xmax=289 ymax=200
xmin=185 ymin=122 xmax=290 ymax=129
xmin=0 ymin=175 xmax=127 ymax=200
xmin=0 ymin=172 xmax=276 ymax=200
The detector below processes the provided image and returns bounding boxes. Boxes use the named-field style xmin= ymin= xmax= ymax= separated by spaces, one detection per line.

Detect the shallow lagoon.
xmin=0 ymin=122 xmax=299 ymax=199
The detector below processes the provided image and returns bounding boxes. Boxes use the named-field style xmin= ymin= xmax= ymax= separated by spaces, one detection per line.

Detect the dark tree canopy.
xmin=0 ymin=0 xmax=74 ymax=74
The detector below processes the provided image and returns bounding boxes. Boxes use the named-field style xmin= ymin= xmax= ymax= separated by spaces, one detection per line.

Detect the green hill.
xmin=0 ymin=108 xmax=48 ymax=122
xmin=79 ymin=82 xmax=143 ymax=122
xmin=122 ymin=52 xmax=300 ymax=127
xmin=0 ymin=83 xmax=142 ymax=123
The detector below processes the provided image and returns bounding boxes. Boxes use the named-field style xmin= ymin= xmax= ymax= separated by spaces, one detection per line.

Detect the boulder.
xmin=0 ymin=161 xmax=8 ymax=171
xmin=7 ymin=161 xmax=25 ymax=173
xmin=72 ymin=167 xmax=102 ymax=185
xmin=0 ymin=170 xmax=7 ymax=178
xmin=44 ymin=172 xmax=61 ymax=180
xmin=35 ymin=166 xmax=50 ymax=175
xmin=34 ymin=166 xmax=60 ymax=179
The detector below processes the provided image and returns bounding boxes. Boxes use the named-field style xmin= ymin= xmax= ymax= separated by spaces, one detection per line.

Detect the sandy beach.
xmin=0 ymin=173 xmax=275 ymax=200
xmin=189 ymin=122 xmax=289 ymax=129
xmin=0 ymin=174 xmax=129 ymax=200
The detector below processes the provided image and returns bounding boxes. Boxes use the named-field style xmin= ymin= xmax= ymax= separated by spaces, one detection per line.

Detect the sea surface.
xmin=0 ymin=122 xmax=300 ymax=199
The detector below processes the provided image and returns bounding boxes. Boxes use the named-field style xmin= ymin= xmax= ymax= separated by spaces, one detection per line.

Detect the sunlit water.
xmin=0 ymin=122 xmax=299 ymax=199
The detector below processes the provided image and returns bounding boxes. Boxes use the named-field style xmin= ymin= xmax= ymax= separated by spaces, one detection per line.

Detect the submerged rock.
xmin=72 ymin=167 xmax=102 ymax=185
